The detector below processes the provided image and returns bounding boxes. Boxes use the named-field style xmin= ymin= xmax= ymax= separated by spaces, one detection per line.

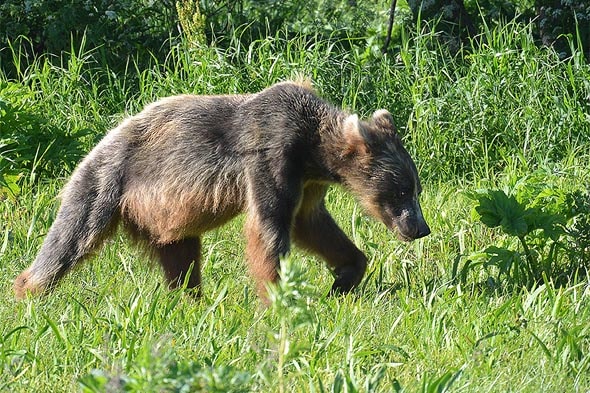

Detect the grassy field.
xmin=1 ymin=24 xmax=590 ymax=392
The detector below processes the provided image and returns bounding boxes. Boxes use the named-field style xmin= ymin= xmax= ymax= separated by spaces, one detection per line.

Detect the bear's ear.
xmin=372 ymin=109 xmax=396 ymax=133
xmin=342 ymin=114 xmax=369 ymax=157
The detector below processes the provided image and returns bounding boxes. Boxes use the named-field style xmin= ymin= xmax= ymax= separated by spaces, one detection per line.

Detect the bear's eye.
xmin=396 ymin=187 xmax=415 ymax=199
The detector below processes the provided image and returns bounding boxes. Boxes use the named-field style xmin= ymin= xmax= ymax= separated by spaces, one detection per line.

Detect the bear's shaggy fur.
xmin=14 ymin=81 xmax=430 ymax=300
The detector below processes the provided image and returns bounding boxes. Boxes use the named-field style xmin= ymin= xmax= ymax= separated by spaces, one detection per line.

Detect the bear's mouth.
xmin=385 ymin=217 xmax=414 ymax=242
xmin=394 ymin=227 xmax=414 ymax=242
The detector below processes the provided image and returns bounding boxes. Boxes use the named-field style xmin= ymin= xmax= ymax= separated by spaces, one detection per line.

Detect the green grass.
xmin=2 ymin=183 xmax=589 ymax=392
xmin=1 ymin=22 xmax=590 ymax=392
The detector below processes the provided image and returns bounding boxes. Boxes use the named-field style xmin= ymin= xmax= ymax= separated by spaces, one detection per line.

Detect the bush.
xmin=465 ymin=171 xmax=590 ymax=288
xmin=0 ymin=0 xmax=177 ymax=75
xmin=0 ymin=81 xmax=88 ymax=195
xmin=200 ymin=0 xmax=388 ymax=52
xmin=536 ymin=0 xmax=590 ymax=58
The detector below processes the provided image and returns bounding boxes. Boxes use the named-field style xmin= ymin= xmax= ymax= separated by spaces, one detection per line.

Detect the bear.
xmin=14 ymin=81 xmax=430 ymax=301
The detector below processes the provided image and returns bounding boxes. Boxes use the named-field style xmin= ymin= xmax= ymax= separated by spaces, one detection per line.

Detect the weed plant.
xmin=1 ymin=21 xmax=590 ymax=392
xmin=466 ymin=169 xmax=590 ymax=288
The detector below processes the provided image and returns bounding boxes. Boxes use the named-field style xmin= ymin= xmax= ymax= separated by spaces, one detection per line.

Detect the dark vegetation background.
xmin=1 ymin=0 xmax=588 ymax=69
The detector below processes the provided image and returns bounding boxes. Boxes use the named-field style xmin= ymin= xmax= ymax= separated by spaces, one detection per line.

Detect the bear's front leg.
xmin=244 ymin=214 xmax=284 ymax=298
xmin=244 ymin=162 xmax=303 ymax=300
xmin=293 ymin=193 xmax=367 ymax=294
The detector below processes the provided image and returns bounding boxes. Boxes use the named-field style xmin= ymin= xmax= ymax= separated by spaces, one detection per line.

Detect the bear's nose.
xmin=415 ymin=222 xmax=431 ymax=239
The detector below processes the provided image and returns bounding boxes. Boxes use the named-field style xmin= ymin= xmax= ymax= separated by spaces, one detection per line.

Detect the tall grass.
xmin=2 ymin=22 xmax=588 ymax=187
xmin=1 ymin=21 xmax=589 ymax=392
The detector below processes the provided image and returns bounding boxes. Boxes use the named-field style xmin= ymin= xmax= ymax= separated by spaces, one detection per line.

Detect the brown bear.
xmin=14 ymin=81 xmax=430 ymax=300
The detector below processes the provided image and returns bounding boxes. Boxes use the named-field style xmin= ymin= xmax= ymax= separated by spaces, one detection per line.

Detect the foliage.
xmin=408 ymin=0 xmax=590 ymax=57
xmin=465 ymin=0 xmax=536 ymax=23
xmin=0 ymin=0 xmax=177 ymax=75
xmin=267 ymin=258 xmax=319 ymax=393
xmin=466 ymin=172 xmax=589 ymax=287
xmin=535 ymin=0 xmax=590 ymax=57
xmin=176 ymin=0 xmax=207 ymax=47
xmin=200 ymin=0 xmax=389 ymax=51
xmin=1 ymin=0 xmax=588 ymax=81
xmin=1 ymin=11 xmax=590 ymax=393
xmin=1 ymin=20 xmax=589 ymax=190
xmin=407 ymin=0 xmax=478 ymax=53
xmin=402 ymin=19 xmax=590 ymax=179
xmin=0 ymin=35 xmax=134 ymax=195
xmin=563 ymin=189 xmax=590 ymax=267
xmin=0 ymin=81 xmax=87 ymax=196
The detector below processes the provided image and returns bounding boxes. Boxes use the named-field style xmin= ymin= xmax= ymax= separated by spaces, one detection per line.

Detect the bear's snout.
xmin=386 ymin=200 xmax=430 ymax=241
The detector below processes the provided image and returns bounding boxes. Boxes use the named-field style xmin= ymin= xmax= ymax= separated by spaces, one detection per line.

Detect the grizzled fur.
xmin=14 ymin=81 xmax=430 ymax=300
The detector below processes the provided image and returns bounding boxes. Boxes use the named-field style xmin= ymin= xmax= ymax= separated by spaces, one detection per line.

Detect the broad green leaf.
xmin=474 ymin=189 xmax=529 ymax=236
xmin=481 ymin=246 xmax=520 ymax=276
xmin=524 ymin=208 xmax=566 ymax=241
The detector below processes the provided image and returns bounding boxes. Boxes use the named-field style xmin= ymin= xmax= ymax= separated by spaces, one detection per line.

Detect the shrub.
xmin=0 ymin=0 xmax=177 ymax=75
xmin=0 ymin=81 xmax=87 ymax=195
xmin=465 ymin=172 xmax=590 ymax=288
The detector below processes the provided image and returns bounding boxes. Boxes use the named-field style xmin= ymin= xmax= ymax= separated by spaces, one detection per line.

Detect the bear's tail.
xmin=14 ymin=133 xmax=126 ymax=299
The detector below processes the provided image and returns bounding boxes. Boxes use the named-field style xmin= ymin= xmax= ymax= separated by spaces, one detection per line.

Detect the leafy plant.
xmin=563 ymin=189 xmax=590 ymax=266
xmin=79 ymin=349 xmax=253 ymax=392
xmin=465 ymin=176 xmax=589 ymax=287
xmin=0 ymin=80 xmax=88 ymax=195
xmin=200 ymin=0 xmax=387 ymax=52
xmin=0 ymin=0 xmax=177 ymax=75
xmin=535 ymin=0 xmax=590 ymax=57
xmin=176 ymin=0 xmax=207 ymax=47
xmin=267 ymin=257 xmax=318 ymax=393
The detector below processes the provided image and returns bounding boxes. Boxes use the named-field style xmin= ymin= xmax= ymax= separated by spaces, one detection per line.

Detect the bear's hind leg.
xmin=14 ymin=149 xmax=122 ymax=299
xmin=155 ymin=237 xmax=202 ymax=292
